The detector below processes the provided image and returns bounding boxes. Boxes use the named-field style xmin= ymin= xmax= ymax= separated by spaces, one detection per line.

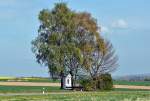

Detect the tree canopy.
xmin=31 ymin=3 xmax=118 ymax=89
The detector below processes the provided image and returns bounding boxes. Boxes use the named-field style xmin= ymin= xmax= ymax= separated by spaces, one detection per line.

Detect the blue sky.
xmin=0 ymin=0 xmax=150 ymax=77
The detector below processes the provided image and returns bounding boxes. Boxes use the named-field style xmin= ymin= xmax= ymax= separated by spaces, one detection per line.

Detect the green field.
xmin=0 ymin=77 xmax=150 ymax=101
xmin=113 ymin=80 xmax=150 ymax=86
xmin=0 ymin=85 xmax=149 ymax=93
xmin=0 ymin=85 xmax=149 ymax=101
xmin=0 ymin=86 xmax=64 ymax=93
xmin=1 ymin=77 xmax=150 ymax=86
xmin=0 ymin=91 xmax=149 ymax=101
xmin=0 ymin=77 xmax=59 ymax=82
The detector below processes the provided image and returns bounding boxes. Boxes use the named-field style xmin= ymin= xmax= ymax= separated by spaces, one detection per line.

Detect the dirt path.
xmin=0 ymin=82 xmax=150 ymax=90
xmin=114 ymin=85 xmax=150 ymax=90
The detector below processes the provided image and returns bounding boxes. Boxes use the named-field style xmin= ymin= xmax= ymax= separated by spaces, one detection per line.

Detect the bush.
xmin=80 ymin=74 xmax=113 ymax=91
xmin=144 ymin=78 xmax=150 ymax=81
xmin=96 ymin=74 xmax=113 ymax=90
xmin=80 ymin=78 xmax=97 ymax=91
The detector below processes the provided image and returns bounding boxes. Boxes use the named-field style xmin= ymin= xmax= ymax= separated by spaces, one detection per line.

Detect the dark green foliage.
xmin=96 ymin=74 xmax=113 ymax=90
xmin=80 ymin=74 xmax=113 ymax=91
xmin=144 ymin=78 xmax=150 ymax=81
xmin=80 ymin=79 xmax=96 ymax=91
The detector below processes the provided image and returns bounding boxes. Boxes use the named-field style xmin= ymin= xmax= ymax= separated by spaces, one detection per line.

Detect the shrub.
xmin=80 ymin=79 xmax=96 ymax=91
xmin=96 ymin=74 xmax=113 ymax=90
xmin=79 ymin=74 xmax=113 ymax=91
xmin=144 ymin=78 xmax=150 ymax=81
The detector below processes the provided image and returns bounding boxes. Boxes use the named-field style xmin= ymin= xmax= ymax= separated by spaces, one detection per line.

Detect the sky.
xmin=0 ymin=0 xmax=150 ymax=77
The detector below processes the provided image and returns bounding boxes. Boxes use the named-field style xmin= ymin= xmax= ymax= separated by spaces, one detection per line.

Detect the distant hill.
xmin=113 ymin=73 xmax=150 ymax=81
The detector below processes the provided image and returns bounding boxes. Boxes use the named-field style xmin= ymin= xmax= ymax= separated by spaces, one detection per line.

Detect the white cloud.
xmin=112 ymin=19 xmax=128 ymax=29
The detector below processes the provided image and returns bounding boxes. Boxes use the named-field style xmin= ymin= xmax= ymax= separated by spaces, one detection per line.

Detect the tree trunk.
xmin=60 ymin=71 xmax=64 ymax=89
xmin=61 ymin=77 xmax=63 ymax=89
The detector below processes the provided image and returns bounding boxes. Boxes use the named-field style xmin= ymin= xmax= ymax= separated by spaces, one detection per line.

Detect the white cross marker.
xmin=43 ymin=88 xmax=45 ymax=94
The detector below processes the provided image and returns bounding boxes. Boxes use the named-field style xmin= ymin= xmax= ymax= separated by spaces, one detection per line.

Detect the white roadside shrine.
xmin=63 ymin=73 xmax=72 ymax=89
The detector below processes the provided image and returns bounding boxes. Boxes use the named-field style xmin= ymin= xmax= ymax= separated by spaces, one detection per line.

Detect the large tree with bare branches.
xmin=80 ymin=39 xmax=118 ymax=80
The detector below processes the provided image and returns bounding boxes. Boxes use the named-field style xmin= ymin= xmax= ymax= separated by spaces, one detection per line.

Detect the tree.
xmin=32 ymin=3 xmax=83 ymax=88
xmin=73 ymin=13 xmax=118 ymax=82
xmin=84 ymin=39 xmax=118 ymax=80
xmin=79 ymin=39 xmax=118 ymax=90
xmin=31 ymin=2 xmax=118 ymax=90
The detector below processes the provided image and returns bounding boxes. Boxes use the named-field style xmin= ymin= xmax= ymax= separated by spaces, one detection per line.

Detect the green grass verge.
xmin=0 ymin=86 xmax=66 ymax=93
xmin=113 ymin=80 xmax=150 ymax=86
xmin=0 ymin=91 xmax=149 ymax=101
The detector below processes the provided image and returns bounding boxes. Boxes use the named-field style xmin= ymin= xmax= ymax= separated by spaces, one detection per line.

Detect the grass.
xmin=0 ymin=91 xmax=149 ymax=101
xmin=0 ymin=85 xmax=149 ymax=101
xmin=0 ymin=85 xmax=149 ymax=93
xmin=113 ymin=80 xmax=150 ymax=86
xmin=0 ymin=86 xmax=66 ymax=93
